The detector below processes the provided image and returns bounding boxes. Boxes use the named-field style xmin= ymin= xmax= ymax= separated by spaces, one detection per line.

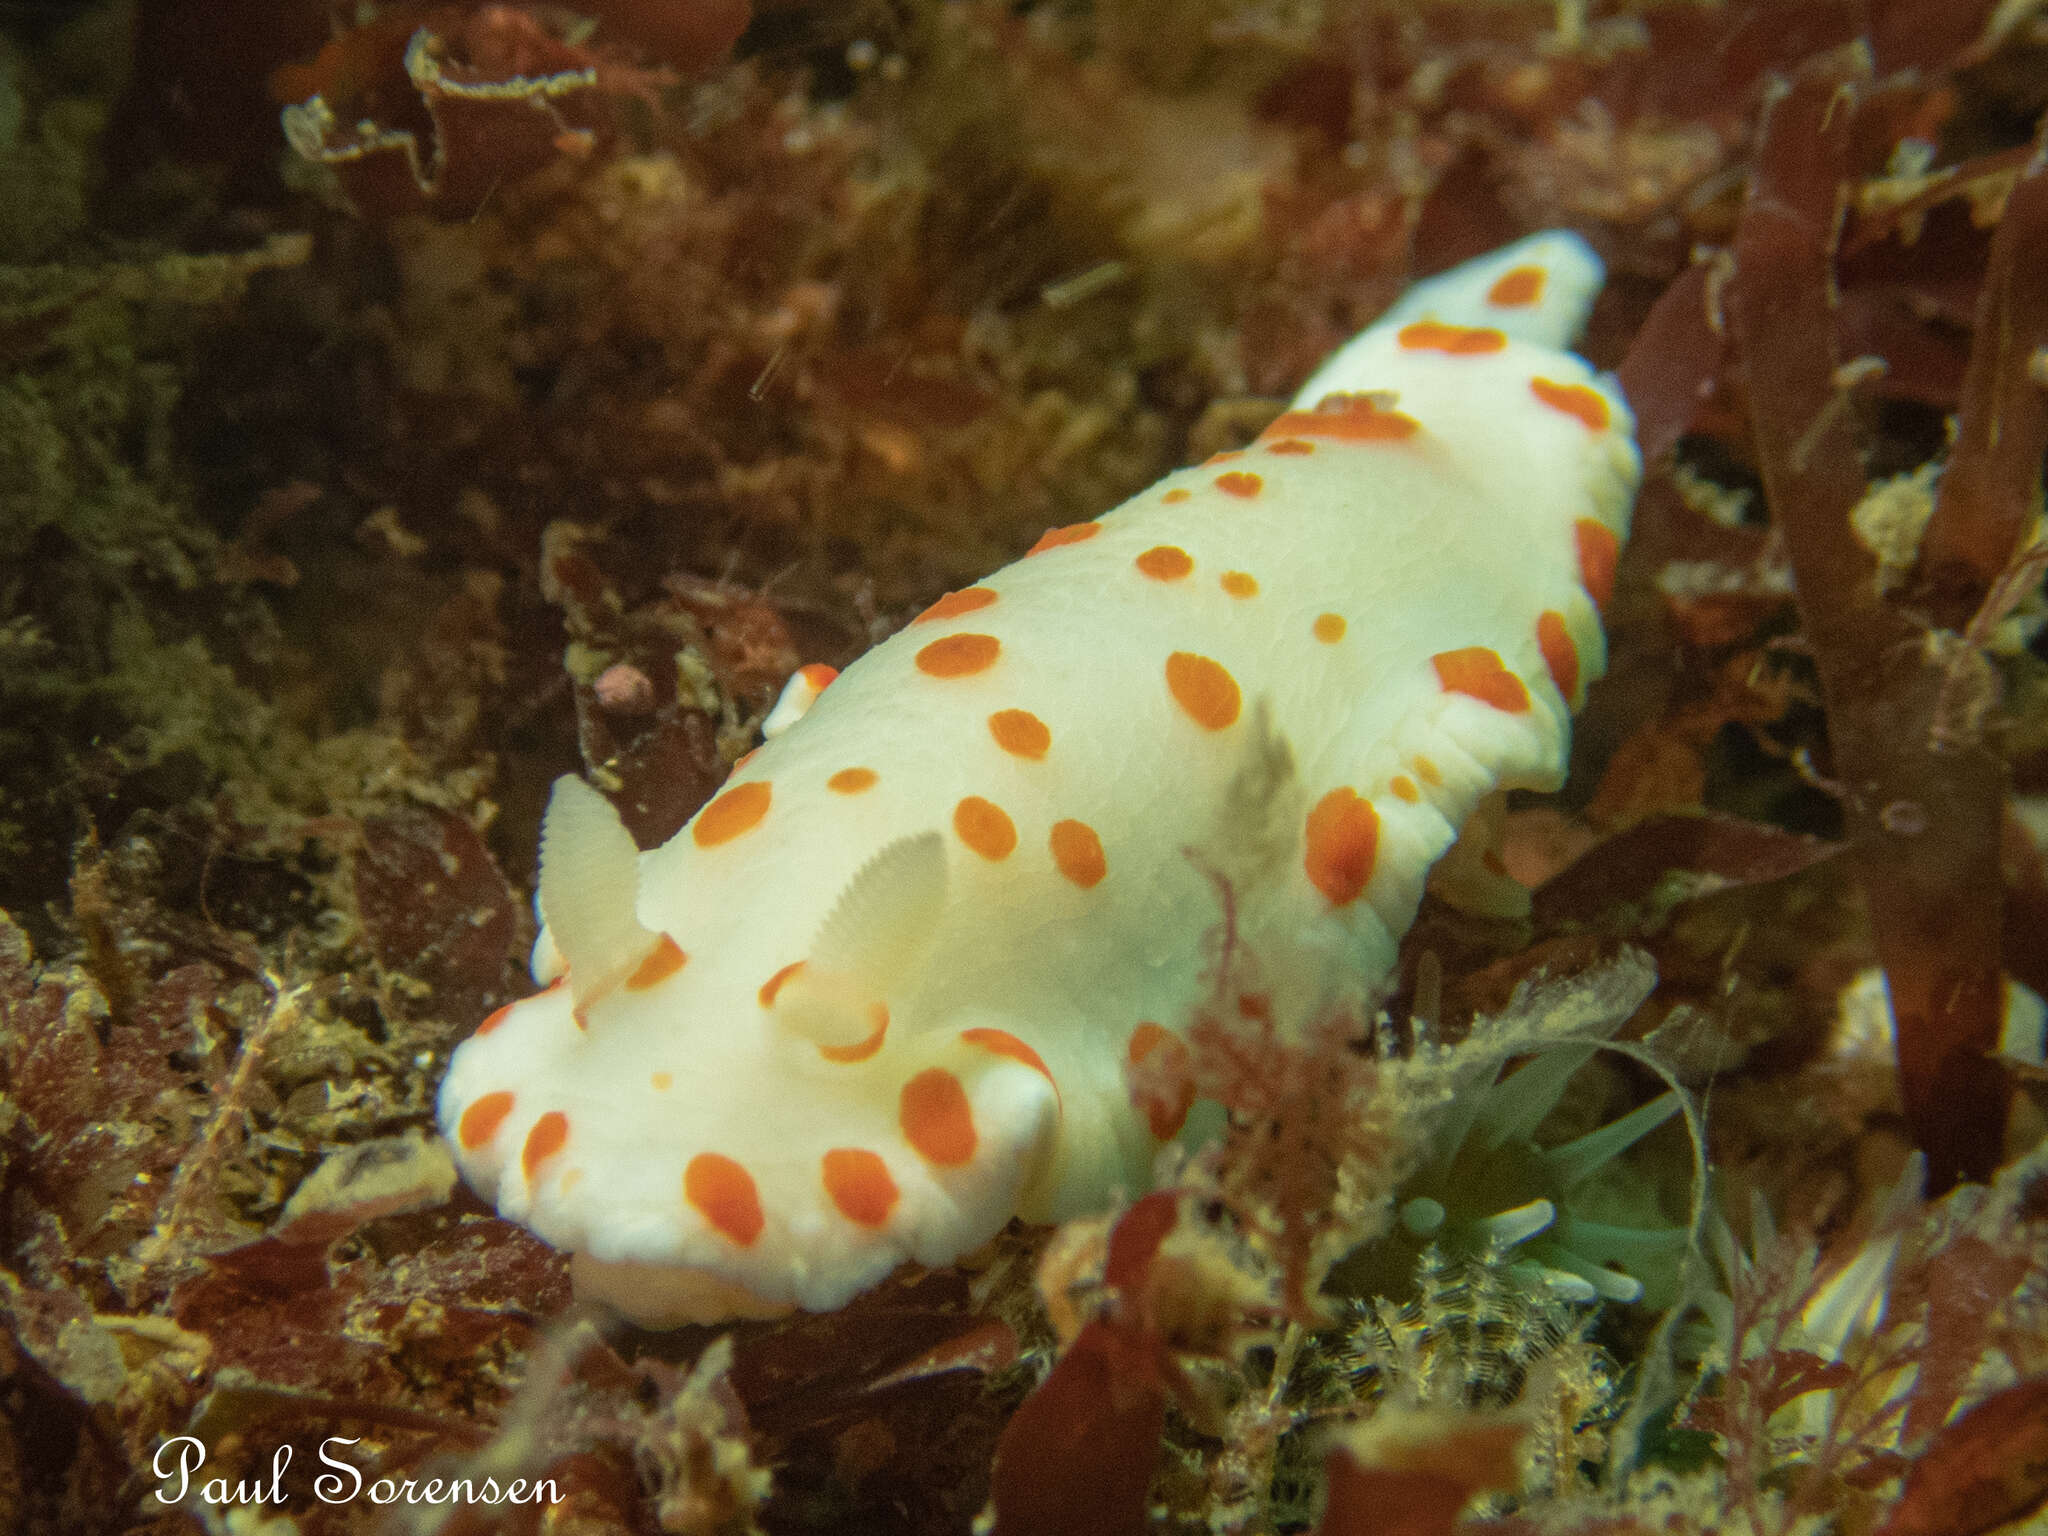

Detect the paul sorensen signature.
xmin=151 ymin=1436 xmax=560 ymax=1508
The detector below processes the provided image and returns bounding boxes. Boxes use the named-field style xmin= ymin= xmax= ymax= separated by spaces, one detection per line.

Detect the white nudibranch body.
xmin=437 ymin=232 xmax=1642 ymax=1326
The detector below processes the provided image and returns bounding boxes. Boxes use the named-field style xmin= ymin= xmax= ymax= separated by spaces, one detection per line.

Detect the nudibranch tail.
xmin=438 ymin=229 xmax=1642 ymax=1325
xmin=1375 ymin=228 xmax=1604 ymax=349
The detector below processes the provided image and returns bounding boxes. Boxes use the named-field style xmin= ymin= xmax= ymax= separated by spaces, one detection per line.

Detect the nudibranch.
xmin=438 ymin=232 xmax=1642 ymax=1326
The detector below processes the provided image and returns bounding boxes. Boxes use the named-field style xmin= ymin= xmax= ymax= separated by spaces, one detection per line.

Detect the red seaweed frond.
xmin=1315 ymin=1407 xmax=1527 ymax=1536
xmin=1728 ymin=44 xmax=2036 ymax=1190
xmin=991 ymin=1191 xmax=1272 ymax=1536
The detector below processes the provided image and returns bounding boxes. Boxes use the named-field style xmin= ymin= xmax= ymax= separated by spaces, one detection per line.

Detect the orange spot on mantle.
xmin=1165 ymin=651 xmax=1240 ymax=730
xmin=1136 ymin=545 xmax=1193 ymax=581
xmin=1126 ymin=1023 xmax=1194 ymax=1140
xmin=828 ymin=766 xmax=878 ymax=793
xmin=1487 ymin=265 xmax=1546 ymax=306
xmin=1575 ymin=519 xmax=1619 ymax=609
xmin=1049 ymin=819 xmax=1107 ymax=888
xmin=1432 ymin=647 xmax=1531 ymax=713
xmin=963 ymin=1027 xmax=1053 ymax=1083
xmin=989 ymin=709 xmax=1051 ymax=759
xmin=823 ymin=1148 xmax=899 ymax=1228
xmin=1397 ymin=321 xmax=1507 ymax=354
xmin=915 ymin=633 xmax=1001 ymax=678
xmin=954 ymin=796 xmax=1017 ymax=860
xmin=1537 ymin=610 xmax=1580 ymax=701
xmin=1127 ymin=1021 xmax=1172 ymax=1065
xmin=458 ymin=1090 xmax=515 ymax=1149
xmin=694 ymin=780 xmax=772 ymax=847
xmin=522 ymin=1111 xmax=569 ymax=1181
xmin=686 ymin=1152 xmax=765 ymax=1246
xmin=913 ymin=586 xmax=999 ymax=624
xmin=1026 ymin=523 xmax=1100 ymax=555
xmin=1304 ymin=787 xmax=1380 ymax=906
xmin=901 ymin=1069 xmax=976 ymax=1165
xmin=1261 ymin=393 xmax=1418 ymax=443
xmin=1530 ymin=376 xmax=1611 ymax=432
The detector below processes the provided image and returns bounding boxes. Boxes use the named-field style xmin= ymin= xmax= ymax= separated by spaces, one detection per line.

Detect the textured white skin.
xmin=437 ymin=232 xmax=1642 ymax=1325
